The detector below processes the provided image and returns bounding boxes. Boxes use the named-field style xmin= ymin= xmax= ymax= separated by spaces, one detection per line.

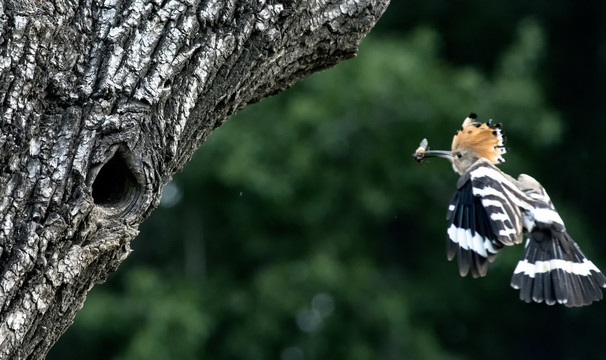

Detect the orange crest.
xmin=451 ymin=113 xmax=506 ymax=163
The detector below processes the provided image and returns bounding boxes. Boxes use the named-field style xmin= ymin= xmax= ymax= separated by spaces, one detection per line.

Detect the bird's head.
xmin=413 ymin=113 xmax=506 ymax=175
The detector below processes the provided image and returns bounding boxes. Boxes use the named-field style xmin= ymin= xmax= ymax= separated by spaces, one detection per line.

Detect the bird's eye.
xmin=456 ymin=152 xmax=462 ymax=159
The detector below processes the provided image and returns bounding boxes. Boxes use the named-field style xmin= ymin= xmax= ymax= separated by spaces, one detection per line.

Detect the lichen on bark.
xmin=0 ymin=0 xmax=389 ymax=357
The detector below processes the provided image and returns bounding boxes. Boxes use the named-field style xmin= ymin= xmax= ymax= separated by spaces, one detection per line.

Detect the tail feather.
xmin=542 ymin=265 xmax=555 ymax=305
xmin=510 ymin=230 xmax=606 ymax=307
xmin=535 ymin=245 xmax=556 ymax=305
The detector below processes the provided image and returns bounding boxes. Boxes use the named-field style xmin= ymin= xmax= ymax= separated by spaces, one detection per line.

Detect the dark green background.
xmin=49 ymin=2 xmax=606 ymax=359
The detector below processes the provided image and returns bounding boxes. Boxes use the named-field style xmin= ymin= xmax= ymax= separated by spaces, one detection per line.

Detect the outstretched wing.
xmin=446 ymin=159 xmax=533 ymax=278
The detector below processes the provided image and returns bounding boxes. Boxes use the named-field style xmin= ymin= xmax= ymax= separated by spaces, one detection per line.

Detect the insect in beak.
xmin=412 ymin=138 xmax=451 ymax=163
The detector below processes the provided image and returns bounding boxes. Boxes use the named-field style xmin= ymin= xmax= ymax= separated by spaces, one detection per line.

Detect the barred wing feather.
xmin=445 ymin=160 xmax=606 ymax=306
xmin=446 ymin=160 xmax=532 ymax=278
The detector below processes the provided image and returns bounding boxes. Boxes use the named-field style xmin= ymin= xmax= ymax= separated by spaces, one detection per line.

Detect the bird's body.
xmin=415 ymin=113 xmax=606 ymax=307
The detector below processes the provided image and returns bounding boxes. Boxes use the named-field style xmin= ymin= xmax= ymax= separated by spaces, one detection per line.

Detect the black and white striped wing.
xmin=446 ymin=160 xmax=531 ymax=278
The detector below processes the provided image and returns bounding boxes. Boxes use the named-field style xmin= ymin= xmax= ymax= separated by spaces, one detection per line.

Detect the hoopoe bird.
xmin=414 ymin=113 xmax=606 ymax=307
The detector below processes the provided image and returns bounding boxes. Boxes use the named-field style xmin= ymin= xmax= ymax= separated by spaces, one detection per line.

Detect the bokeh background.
xmin=49 ymin=2 xmax=606 ymax=359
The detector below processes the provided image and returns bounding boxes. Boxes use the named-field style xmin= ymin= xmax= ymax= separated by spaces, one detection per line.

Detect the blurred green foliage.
xmin=49 ymin=12 xmax=606 ymax=360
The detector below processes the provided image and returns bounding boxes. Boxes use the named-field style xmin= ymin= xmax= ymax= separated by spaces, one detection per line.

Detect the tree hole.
xmin=91 ymin=153 xmax=139 ymax=209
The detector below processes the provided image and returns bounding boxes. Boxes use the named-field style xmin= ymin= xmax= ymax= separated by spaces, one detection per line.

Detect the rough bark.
xmin=0 ymin=0 xmax=389 ymax=358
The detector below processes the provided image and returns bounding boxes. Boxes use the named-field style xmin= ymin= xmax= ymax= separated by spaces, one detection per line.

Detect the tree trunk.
xmin=0 ymin=0 xmax=389 ymax=358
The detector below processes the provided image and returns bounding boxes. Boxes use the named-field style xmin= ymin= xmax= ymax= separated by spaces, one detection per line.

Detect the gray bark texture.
xmin=0 ymin=0 xmax=389 ymax=358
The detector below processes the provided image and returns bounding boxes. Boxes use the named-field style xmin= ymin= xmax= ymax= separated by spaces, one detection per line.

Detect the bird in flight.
xmin=413 ymin=113 xmax=606 ymax=307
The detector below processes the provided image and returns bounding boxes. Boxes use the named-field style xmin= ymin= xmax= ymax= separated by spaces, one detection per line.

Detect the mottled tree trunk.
xmin=0 ymin=0 xmax=388 ymax=358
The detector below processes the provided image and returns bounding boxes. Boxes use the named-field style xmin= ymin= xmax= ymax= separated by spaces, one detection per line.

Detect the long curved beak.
xmin=413 ymin=149 xmax=452 ymax=163
xmin=422 ymin=150 xmax=452 ymax=159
